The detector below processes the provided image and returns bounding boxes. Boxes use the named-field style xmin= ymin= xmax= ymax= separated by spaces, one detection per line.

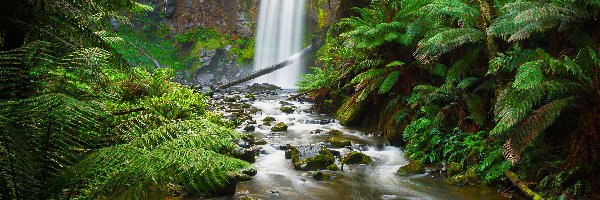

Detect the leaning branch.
xmin=505 ymin=170 xmax=544 ymax=200
xmin=217 ymin=45 xmax=314 ymax=89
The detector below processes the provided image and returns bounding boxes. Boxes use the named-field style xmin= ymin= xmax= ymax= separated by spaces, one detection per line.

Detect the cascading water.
xmin=253 ymin=0 xmax=306 ymax=89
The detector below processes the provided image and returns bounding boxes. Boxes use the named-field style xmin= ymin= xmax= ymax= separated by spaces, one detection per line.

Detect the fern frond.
xmin=416 ymin=28 xmax=484 ymax=63
xmin=503 ymin=97 xmax=577 ymax=163
xmin=421 ymin=0 xmax=480 ymax=28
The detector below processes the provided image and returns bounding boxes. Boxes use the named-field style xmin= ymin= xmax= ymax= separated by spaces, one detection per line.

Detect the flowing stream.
xmin=223 ymin=90 xmax=505 ymax=200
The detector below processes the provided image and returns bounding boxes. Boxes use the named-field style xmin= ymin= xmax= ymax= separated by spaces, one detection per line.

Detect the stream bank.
xmin=204 ymin=85 xmax=517 ymax=200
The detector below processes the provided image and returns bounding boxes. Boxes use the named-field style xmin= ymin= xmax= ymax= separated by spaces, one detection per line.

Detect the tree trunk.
xmin=505 ymin=170 xmax=544 ymax=200
xmin=217 ymin=45 xmax=314 ymax=89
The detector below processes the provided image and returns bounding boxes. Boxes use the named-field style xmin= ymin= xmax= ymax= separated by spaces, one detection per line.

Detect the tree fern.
xmin=415 ymin=28 xmax=484 ymax=63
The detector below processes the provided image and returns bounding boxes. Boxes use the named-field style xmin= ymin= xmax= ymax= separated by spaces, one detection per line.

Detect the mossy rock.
xmin=342 ymin=152 xmax=372 ymax=165
xmin=335 ymin=93 xmax=367 ymax=126
xmin=312 ymin=171 xmax=332 ymax=181
xmin=446 ymin=168 xmax=477 ymax=186
xmin=328 ymin=137 xmax=351 ymax=148
xmin=397 ymin=160 xmax=425 ymax=176
xmin=271 ymin=122 xmax=288 ymax=132
xmin=255 ymin=139 xmax=267 ymax=145
xmin=326 ymin=164 xmax=339 ymax=171
xmin=242 ymin=103 xmax=251 ymax=109
xmin=446 ymin=162 xmax=462 ymax=177
xmin=263 ymin=116 xmax=275 ymax=122
xmin=280 ymin=106 xmax=295 ymax=114
xmin=327 ymin=129 xmax=343 ymax=135
xmin=244 ymin=93 xmax=256 ymax=100
xmin=303 ymin=148 xmax=336 ymax=171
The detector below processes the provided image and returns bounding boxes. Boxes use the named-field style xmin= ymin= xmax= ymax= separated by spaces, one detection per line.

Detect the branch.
xmin=505 ymin=170 xmax=544 ymax=200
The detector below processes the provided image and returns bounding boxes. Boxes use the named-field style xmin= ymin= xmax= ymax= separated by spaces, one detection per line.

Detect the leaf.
xmin=379 ymin=71 xmax=400 ymax=94
xmin=386 ymin=61 xmax=405 ymax=68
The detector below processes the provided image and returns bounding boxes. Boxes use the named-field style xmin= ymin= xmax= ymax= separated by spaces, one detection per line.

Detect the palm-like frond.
xmin=421 ymin=0 xmax=480 ymax=28
xmin=488 ymin=2 xmax=590 ymax=42
xmin=415 ymin=28 xmax=484 ymax=63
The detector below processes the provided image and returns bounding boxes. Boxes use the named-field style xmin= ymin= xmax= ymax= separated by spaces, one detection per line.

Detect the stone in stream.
xmin=327 ymin=136 xmax=351 ymax=148
xmin=342 ymin=151 xmax=372 ymax=165
xmin=255 ymin=139 xmax=267 ymax=145
xmin=279 ymin=106 xmax=295 ymax=114
xmin=262 ymin=116 xmax=275 ymax=122
xmin=244 ymin=93 xmax=257 ymax=101
xmin=310 ymin=129 xmax=323 ymax=134
xmin=397 ymin=160 xmax=425 ymax=176
xmin=327 ymin=129 xmax=343 ymax=135
xmin=244 ymin=83 xmax=281 ymax=93
xmin=286 ymin=145 xmax=337 ymax=171
xmin=243 ymin=125 xmax=255 ymax=132
xmin=312 ymin=171 xmax=332 ymax=181
xmin=271 ymin=122 xmax=288 ymax=132
xmin=446 ymin=167 xmax=478 ymax=186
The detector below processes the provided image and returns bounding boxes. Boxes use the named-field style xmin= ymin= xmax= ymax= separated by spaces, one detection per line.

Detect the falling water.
xmin=253 ymin=0 xmax=306 ymax=89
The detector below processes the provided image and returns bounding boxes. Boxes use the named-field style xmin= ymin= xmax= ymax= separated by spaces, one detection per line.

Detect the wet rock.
xmin=335 ymin=93 xmax=368 ymax=126
xmin=302 ymin=148 xmax=336 ymax=171
xmin=255 ymin=139 xmax=267 ymax=145
xmin=327 ymin=129 xmax=343 ymax=135
xmin=329 ymin=149 xmax=341 ymax=157
xmin=279 ymin=144 xmax=291 ymax=151
xmin=271 ymin=122 xmax=288 ymax=132
xmin=245 ymin=83 xmax=281 ymax=93
xmin=326 ymin=164 xmax=339 ymax=171
xmin=285 ymin=146 xmax=299 ymax=160
xmin=247 ymin=120 xmax=257 ymax=124
xmin=262 ymin=121 xmax=271 ymax=126
xmin=263 ymin=116 xmax=275 ymax=122
xmin=224 ymin=96 xmax=239 ymax=102
xmin=241 ymin=134 xmax=255 ymax=145
xmin=249 ymin=107 xmax=261 ymax=114
xmin=242 ymin=168 xmax=258 ymax=176
xmin=240 ymin=196 xmax=254 ymax=200
xmin=242 ymin=103 xmax=251 ymax=109
xmin=310 ymin=129 xmax=323 ymax=134
xmin=319 ymin=119 xmax=332 ymax=124
xmin=312 ymin=171 xmax=332 ymax=181
xmin=243 ymin=125 xmax=255 ymax=132
xmin=245 ymin=93 xmax=257 ymax=100
xmin=279 ymin=106 xmax=295 ymax=114
xmin=446 ymin=162 xmax=462 ymax=177
xmin=328 ymin=137 xmax=351 ymax=148
xmin=342 ymin=152 xmax=372 ymax=165
xmin=279 ymin=101 xmax=294 ymax=106
xmin=236 ymin=147 xmax=259 ymax=163
xmin=446 ymin=168 xmax=478 ymax=186
xmin=397 ymin=160 xmax=425 ymax=176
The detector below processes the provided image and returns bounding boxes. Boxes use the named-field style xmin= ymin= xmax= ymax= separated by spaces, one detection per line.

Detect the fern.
xmin=415 ymin=28 xmax=484 ymax=63
xmin=379 ymin=71 xmax=400 ymax=94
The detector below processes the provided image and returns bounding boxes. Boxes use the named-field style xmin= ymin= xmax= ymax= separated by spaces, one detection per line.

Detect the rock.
xmin=312 ymin=171 xmax=332 ymax=181
xmin=245 ymin=83 xmax=281 ymax=93
xmin=302 ymin=148 xmax=336 ymax=171
xmin=243 ymin=125 xmax=255 ymax=132
xmin=241 ymin=134 xmax=255 ymax=145
xmin=224 ymin=96 xmax=239 ymax=102
xmin=271 ymin=122 xmax=288 ymax=132
xmin=242 ymin=168 xmax=258 ymax=176
xmin=329 ymin=149 xmax=341 ymax=157
xmin=242 ymin=103 xmax=251 ymax=109
xmin=236 ymin=147 xmax=259 ymax=163
xmin=310 ymin=129 xmax=323 ymax=134
xmin=327 ymin=129 xmax=343 ymax=135
xmin=326 ymin=164 xmax=339 ymax=171
xmin=247 ymin=120 xmax=257 ymax=124
xmin=262 ymin=121 xmax=271 ymax=126
xmin=263 ymin=116 xmax=275 ymax=122
xmin=446 ymin=168 xmax=478 ymax=186
xmin=285 ymin=146 xmax=299 ymax=160
xmin=255 ymin=139 xmax=267 ymax=145
xmin=397 ymin=160 xmax=425 ymax=176
xmin=328 ymin=137 xmax=351 ymax=148
xmin=342 ymin=152 xmax=372 ymax=165
xmin=240 ymin=196 xmax=254 ymax=200
xmin=279 ymin=101 xmax=294 ymax=106
xmin=335 ymin=93 xmax=367 ymax=126
xmin=279 ymin=106 xmax=295 ymax=114
xmin=245 ymin=93 xmax=257 ymax=100
xmin=446 ymin=162 xmax=462 ymax=177
xmin=319 ymin=119 xmax=331 ymax=124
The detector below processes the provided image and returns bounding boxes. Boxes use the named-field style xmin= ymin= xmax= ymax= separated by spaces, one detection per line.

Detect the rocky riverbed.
xmin=205 ymin=84 xmax=519 ymax=200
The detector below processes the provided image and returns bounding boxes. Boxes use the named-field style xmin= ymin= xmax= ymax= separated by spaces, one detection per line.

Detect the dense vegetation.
xmin=300 ymin=0 xmax=600 ymax=198
xmin=0 ymin=0 xmax=252 ymax=199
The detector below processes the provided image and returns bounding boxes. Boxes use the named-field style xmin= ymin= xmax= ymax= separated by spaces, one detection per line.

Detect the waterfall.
xmin=253 ymin=0 xmax=306 ymax=89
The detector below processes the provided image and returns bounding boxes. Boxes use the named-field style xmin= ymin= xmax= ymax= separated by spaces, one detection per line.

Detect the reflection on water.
xmin=230 ymin=90 xmax=505 ymax=200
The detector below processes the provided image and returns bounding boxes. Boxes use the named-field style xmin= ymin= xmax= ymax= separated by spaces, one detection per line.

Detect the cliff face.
xmin=146 ymin=0 xmax=260 ymax=37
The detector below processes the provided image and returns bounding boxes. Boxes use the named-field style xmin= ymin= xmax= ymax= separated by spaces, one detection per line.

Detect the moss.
xmin=328 ymin=137 xmax=351 ymax=148
xmin=397 ymin=160 xmax=425 ymax=176
xmin=327 ymin=129 xmax=343 ymax=135
xmin=312 ymin=171 xmax=332 ymax=181
xmin=262 ymin=116 xmax=275 ymax=122
xmin=303 ymin=148 xmax=336 ymax=171
xmin=279 ymin=106 xmax=295 ymax=114
xmin=446 ymin=167 xmax=478 ymax=186
xmin=335 ymin=93 xmax=367 ymax=126
xmin=244 ymin=93 xmax=256 ymax=100
xmin=262 ymin=121 xmax=271 ymax=126
xmin=342 ymin=152 xmax=372 ymax=165
xmin=271 ymin=122 xmax=288 ymax=132
xmin=326 ymin=164 xmax=339 ymax=171
xmin=446 ymin=162 xmax=462 ymax=177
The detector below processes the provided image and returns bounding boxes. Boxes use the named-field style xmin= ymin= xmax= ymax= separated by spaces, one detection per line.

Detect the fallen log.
xmin=217 ymin=45 xmax=315 ymax=90
xmin=505 ymin=170 xmax=544 ymax=200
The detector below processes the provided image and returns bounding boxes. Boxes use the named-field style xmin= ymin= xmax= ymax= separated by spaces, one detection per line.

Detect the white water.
xmin=253 ymin=0 xmax=306 ymax=89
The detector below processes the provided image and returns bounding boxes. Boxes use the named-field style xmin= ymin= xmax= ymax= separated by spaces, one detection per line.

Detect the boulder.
xmin=312 ymin=171 xmax=332 ymax=181
xmin=262 ymin=116 xmax=275 ymax=122
xmin=328 ymin=137 xmax=351 ymax=148
xmin=280 ymin=106 xmax=295 ymax=114
xmin=446 ymin=162 xmax=462 ymax=177
xmin=302 ymin=148 xmax=336 ymax=171
xmin=335 ymin=93 xmax=367 ymax=126
xmin=327 ymin=129 xmax=343 ymax=135
xmin=243 ymin=125 xmax=255 ymax=132
xmin=271 ymin=122 xmax=288 ymax=132
xmin=342 ymin=152 xmax=372 ymax=165
xmin=397 ymin=160 xmax=425 ymax=176
xmin=446 ymin=168 xmax=478 ymax=186
xmin=255 ymin=139 xmax=267 ymax=145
